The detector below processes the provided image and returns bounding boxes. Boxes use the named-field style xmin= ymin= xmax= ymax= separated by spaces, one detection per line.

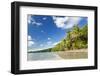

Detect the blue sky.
xmin=28 ymin=15 xmax=87 ymax=51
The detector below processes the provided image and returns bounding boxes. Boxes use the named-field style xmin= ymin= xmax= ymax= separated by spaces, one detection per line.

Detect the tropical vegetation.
xmin=51 ymin=24 xmax=88 ymax=52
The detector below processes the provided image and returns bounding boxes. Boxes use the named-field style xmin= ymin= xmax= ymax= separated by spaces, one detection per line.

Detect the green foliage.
xmin=51 ymin=25 xmax=88 ymax=52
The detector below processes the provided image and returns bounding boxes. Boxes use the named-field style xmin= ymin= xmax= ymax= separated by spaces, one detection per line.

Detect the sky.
xmin=28 ymin=15 xmax=87 ymax=51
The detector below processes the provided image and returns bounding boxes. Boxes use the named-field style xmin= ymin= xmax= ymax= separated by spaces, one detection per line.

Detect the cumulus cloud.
xmin=53 ymin=16 xmax=69 ymax=28
xmin=52 ymin=16 xmax=82 ymax=29
xmin=65 ymin=17 xmax=82 ymax=29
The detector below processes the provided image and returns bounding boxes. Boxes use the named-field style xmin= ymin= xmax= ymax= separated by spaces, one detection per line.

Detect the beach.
xmin=28 ymin=49 xmax=88 ymax=61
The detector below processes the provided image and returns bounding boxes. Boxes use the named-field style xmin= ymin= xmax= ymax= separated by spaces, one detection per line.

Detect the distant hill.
xmin=28 ymin=48 xmax=52 ymax=53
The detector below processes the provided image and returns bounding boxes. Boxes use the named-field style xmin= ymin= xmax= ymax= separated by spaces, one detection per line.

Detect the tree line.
xmin=51 ymin=25 xmax=88 ymax=52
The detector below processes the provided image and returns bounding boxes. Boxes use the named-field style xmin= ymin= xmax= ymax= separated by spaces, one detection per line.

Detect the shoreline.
xmin=28 ymin=49 xmax=88 ymax=60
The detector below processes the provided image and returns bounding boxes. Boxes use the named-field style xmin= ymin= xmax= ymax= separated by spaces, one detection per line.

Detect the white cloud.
xmin=48 ymin=37 xmax=51 ymax=40
xmin=43 ymin=17 xmax=47 ymax=20
xmin=28 ymin=35 xmax=32 ymax=41
xmin=32 ymin=21 xmax=42 ymax=26
xmin=28 ymin=41 xmax=35 ymax=47
xmin=28 ymin=35 xmax=35 ymax=47
xmin=52 ymin=16 xmax=82 ymax=29
xmin=53 ymin=16 xmax=69 ymax=28
xmin=28 ymin=15 xmax=42 ymax=26
xmin=65 ymin=17 xmax=82 ymax=29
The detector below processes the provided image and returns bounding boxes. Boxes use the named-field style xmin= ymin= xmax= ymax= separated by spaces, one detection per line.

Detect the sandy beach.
xmin=28 ymin=49 xmax=88 ymax=61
